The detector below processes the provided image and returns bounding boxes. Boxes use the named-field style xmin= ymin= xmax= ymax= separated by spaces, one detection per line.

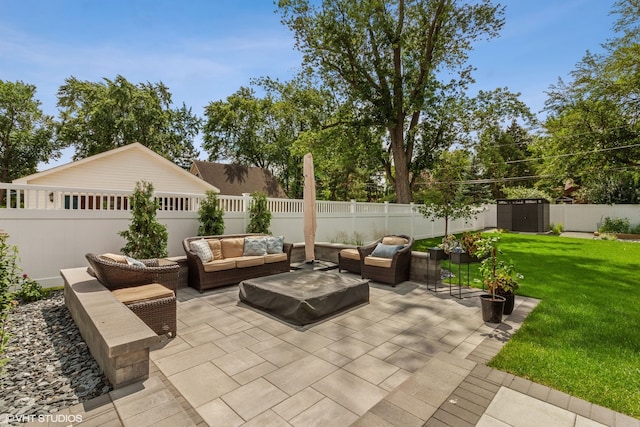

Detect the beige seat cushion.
xmin=207 ymin=239 xmax=224 ymax=260
xmin=221 ymin=237 xmax=245 ymax=258
xmin=382 ymin=236 xmax=408 ymax=246
xmin=100 ymin=253 xmax=127 ymax=263
xmin=364 ymin=256 xmax=393 ymax=268
xmin=235 ymin=256 xmax=265 ymax=268
xmin=203 ymin=259 xmax=236 ymax=272
xmin=264 ymin=253 xmax=287 ymax=264
xmin=112 ymin=283 xmax=174 ymax=305
xmin=340 ymin=248 xmax=360 ymax=260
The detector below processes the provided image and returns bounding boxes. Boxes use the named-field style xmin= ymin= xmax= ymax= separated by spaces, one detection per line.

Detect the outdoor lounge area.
xmin=58 ymin=273 xmax=543 ymax=426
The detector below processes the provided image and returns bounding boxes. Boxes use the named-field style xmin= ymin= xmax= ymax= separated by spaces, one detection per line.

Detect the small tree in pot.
xmin=474 ymin=234 xmax=522 ymax=322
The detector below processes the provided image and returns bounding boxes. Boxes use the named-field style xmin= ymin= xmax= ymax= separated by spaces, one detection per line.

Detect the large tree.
xmin=536 ymin=0 xmax=640 ymax=200
xmin=203 ymin=77 xmax=383 ymax=200
xmin=57 ymin=75 xmax=200 ymax=168
xmin=0 ymin=80 xmax=57 ymax=184
xmin=277 ymin=0 xmax=505 ymax=203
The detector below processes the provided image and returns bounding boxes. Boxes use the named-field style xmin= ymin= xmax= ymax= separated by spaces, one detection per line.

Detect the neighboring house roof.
xmin=190 ymin=160 xmax=287 ymax=198
xmin=14 ymin=143 xmax=218 ymax=194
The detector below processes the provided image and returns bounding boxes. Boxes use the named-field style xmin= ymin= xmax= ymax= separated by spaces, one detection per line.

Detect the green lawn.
xmin=415 ymin=233 xmax=640 ymax=418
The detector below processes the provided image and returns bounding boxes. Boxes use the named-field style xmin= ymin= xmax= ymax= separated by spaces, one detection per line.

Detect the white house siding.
xmin=14 ymin=143 xmax=217 ymax=194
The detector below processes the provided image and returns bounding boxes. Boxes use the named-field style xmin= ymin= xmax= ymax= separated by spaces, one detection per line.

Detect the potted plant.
xmin=492 ymin=263 xmax=521 ymax=315
xmin=474 ymin=234 xmax=518 ymax=323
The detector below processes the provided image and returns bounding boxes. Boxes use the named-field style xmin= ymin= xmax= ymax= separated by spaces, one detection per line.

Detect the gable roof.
xmin=14 ymin=143 xmax=218 ymax=194
xmin=190 ymin=161 xmax=287 ymax=198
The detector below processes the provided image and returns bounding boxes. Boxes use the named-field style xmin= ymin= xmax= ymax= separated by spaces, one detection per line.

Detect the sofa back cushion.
xmin=207 ymin=239 xmax=224 ymax=260
xmin=382 ymin=236 xmax=408 ymax=246
xmin=221 ymin=237 xmax=245 ymax=258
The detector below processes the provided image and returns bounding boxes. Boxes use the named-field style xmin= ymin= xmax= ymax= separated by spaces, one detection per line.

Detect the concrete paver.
xmin=63 ymin=277 xmax=640 ymax=427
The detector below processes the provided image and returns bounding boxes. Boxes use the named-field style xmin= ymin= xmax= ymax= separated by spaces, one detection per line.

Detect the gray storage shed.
xmin=497 ymin=198 xmax=550 ymax=233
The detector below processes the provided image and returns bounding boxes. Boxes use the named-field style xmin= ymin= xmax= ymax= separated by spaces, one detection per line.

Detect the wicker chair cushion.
xmin=112 ymin=283 xmax=174 ymax=305
xmin=101 ymin=253 xmax=127 ymax=263
xmin=244 ymin=237 xmax=268 ymax=256
xmin=266 ymin=236 xmax=284 ymax=254
xmin=203 ymin=259 xmax=236 ymax=272
xmin=364 ymin=256 xmax=393 ymax=268
xmin=221 ymin=238 xmax=245 ymax=258
xmin=340 ymin=248 xmax=360 ymax=260
xmin=190 ymin=239 xmax=213 ymax=262
xmin=207 ymin=239 xmax=224 ymax=259
xmin=382 ymin=236 xmax=409 ymax=246
xmin=370 ymin=244 xmax=404 ymax=258
xmin=264 ymin=253 xmax=287 ymax=263
xmin=236 ymin=256 xmax=265 ymax=268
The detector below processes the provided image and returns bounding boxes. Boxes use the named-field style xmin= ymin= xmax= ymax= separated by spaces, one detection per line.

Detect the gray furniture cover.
xmin=239 ymin=270 xmax=369 ymax=325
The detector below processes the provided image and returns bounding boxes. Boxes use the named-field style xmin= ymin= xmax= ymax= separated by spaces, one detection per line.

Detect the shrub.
xmin=15 ymin=274 xmax=47 ymax=303
xmin=198 ymin=191 xmax=225 ymax=236
xmin=550 ymin=223 xmax=564 ymax=235
xmin=0 ymin=234 xmax=20 ymax=375
xmin=599 ymin=217 xmax=630 ymax=234
xmin=246 ymin=192 xmax=272 ymax=234
xmin=119 ymin=181 xmax=168 ymax=259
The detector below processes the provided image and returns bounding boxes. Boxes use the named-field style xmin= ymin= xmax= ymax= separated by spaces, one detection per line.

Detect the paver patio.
xmin=51 ymin=273 xmax=640 ymax=427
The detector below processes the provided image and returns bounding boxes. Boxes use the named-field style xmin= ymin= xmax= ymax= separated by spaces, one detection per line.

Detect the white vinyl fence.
xmin=1 ymin=182 xmax=638 ymax=287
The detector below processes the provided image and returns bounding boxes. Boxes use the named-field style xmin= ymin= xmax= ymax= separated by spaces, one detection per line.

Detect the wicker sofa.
xmin=183 ymin=234 xmax=293 ymax=293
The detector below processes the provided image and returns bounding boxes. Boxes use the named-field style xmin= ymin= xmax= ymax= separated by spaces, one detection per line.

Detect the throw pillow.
xmin=266 ymin=236 xmax=284 ymax=254
xmin=124 ymin=256 xmax=146 ymax=267
xmin=244 ymin=237 xmax=268 ymax=256
xmin=190 ymin=239 xmax=213 ymax=262
xmin=370 ymin=243 xmax=404 ymax=258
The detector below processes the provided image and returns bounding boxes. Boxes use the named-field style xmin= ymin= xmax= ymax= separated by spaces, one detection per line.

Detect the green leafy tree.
xmin=246 ymin=192 xmax=272 ymax=234
xmin=278 ymin=0 xmax=505 ymax=203
xmin=203 ymin=77 xmax=383 ymax=200
xmin=119 ymin=181 xmax=168 ymax=258
xmin=536 ymin=0 xmax=640 ymax=199
xmin=198 ymin=191 xmax=225 ymax=236
xmin=0 ymin=80 xmax=58 ymax=185
xmin=418 ymin=150 xmax=482 ymax=236
xmin=476 ymin=120 xmax=536 ymax=199
xmin=57 ymin=75 xmax=200 ymax=168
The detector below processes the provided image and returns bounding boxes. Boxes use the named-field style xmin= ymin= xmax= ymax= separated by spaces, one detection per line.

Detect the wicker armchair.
xmin=359 ymin=235 xmax=414 ymax=286
xmin=85 ymin=253 xmax=178 ymax=337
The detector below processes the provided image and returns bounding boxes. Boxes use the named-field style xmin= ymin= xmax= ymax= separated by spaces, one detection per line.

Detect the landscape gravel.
xmin=0 ymin=290 xmax=111 ymax=424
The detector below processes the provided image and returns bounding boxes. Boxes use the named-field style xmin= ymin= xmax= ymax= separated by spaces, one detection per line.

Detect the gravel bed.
xmin=0 ymin=291 xmax=111 ymax=423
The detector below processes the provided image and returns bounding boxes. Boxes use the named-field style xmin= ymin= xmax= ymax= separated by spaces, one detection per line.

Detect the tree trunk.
xmin=390 ymin=125 xmax=412 ymax=204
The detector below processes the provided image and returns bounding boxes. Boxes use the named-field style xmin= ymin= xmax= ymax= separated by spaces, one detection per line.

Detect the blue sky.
xmin=0 ymin=0 xmax=618 ymax=170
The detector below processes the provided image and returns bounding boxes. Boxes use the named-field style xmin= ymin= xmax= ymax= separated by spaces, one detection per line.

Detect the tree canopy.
xmin=536 ymin=0 xmax=640 ymax=203
xmin=0 ymin=80 xmax=58 ymax=183
xmin=277 ymin=0 xmax=505 ymax=203
xmin=57 ymin=75 xmax=201 ymax=168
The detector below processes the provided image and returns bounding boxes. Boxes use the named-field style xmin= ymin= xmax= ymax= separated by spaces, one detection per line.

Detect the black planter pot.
xmin=479 ymin=294 xmax=506 ymax=323
xmin=499 ymin=292 xmax=515 ymax=315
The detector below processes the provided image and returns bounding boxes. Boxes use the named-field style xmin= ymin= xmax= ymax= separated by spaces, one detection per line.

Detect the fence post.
xmin=384 ymin=201 xmax=389 ymax=232
xmin=350 ymin=199 xmax=356 ymax=236
xmin=409 ymin=203 xmax=415 ymax=237
xmin=242 ymin=193 xmax=251 ymax=232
